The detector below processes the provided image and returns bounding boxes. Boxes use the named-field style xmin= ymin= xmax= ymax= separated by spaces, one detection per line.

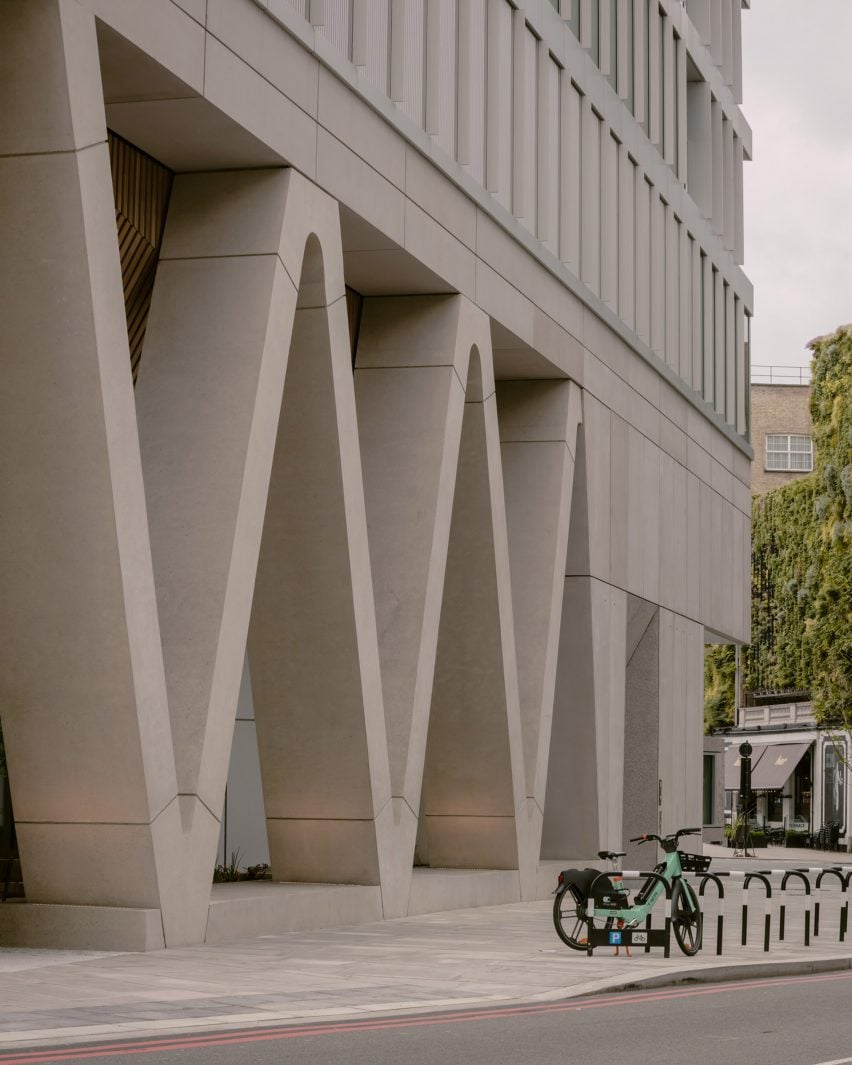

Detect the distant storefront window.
xmin=765 ymin=433 xmax=813 ymax=471
xmin=823 ymin=742 xmax=846 ymax=830
xmin=703 ymin=755 xmax=714 ymax=824
xmin=768 ymin=791 xmax=783 ymax=822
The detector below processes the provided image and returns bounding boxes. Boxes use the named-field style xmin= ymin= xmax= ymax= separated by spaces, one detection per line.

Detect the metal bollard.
xmin=839 ymin=869 xmax=852 ymax=942
xmin=780 ymin=869 xmax=812 ymax=946
xmin=813 ymin=868 xmax=846 ymax=940
xmin=696 ymin=872 xmax=726 ymax=956
xmin=744 ymin=872 xmax=772 ymax=952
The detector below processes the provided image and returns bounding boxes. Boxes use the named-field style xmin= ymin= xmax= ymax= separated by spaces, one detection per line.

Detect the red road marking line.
xmin=2 ymin=969 xmax=851 ymax=1064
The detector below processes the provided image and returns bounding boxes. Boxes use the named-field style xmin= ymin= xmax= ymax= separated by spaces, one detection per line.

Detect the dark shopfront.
xmin=725 ymin=741 xmax=814 ymax=834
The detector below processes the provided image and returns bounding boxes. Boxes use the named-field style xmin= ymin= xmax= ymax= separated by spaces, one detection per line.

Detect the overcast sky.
xmin=741 ymin=0 xmax=852 ymax=373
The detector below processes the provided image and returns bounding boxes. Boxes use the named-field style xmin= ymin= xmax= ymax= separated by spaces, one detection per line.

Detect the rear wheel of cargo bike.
xmin=553 ymin=886 xmax=613 ymax=950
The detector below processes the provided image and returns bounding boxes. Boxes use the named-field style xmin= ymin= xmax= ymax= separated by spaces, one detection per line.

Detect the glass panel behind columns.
xmin=703 ymin=754 xmax=714 ymax=824
xmin=217 ymin=654 xmax=271 ymax=870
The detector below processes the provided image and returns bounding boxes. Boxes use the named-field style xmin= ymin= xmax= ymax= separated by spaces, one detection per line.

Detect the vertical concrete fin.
xmin=419 ymin=317 xmax=527 ymax=882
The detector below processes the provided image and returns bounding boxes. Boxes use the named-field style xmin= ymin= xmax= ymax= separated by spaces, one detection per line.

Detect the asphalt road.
xmin=5 ymin=971 xmax=852 ymax=1065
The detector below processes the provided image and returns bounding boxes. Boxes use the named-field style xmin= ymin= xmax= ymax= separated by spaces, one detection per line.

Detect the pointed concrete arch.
xmin=417 ymin=324 xmax=528 ymax=890
xmin=247 ymin=224 xmax=392 ymax=890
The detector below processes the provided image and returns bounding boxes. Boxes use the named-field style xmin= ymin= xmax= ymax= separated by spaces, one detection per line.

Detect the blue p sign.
xmin=609 ymin=931 xmax=622 ymax=945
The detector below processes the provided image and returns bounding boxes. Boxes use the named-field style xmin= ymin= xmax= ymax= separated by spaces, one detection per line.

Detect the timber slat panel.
xmin=108 ymin=131 xmax=173 ymax=383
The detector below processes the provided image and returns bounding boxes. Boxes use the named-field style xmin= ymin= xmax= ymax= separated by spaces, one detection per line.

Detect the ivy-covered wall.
xmin=704 ymin=644 xmax=736 ymax=733
xmin=804 ymin=325 xmax=852 ymax=722
xmin=705 ymin=324 xmax=851 ymax=732
xmin=746 ymin=476 xmax=819 ymax=696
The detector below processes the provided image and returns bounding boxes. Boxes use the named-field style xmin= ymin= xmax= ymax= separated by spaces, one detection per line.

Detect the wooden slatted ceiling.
xmin=108 ymin=132 xmax=365 ymax=376
xmin=107 ymin=131 xmax=173 ymax=384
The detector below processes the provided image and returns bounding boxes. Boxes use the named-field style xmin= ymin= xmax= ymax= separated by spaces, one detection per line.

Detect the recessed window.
xmin=765 ymin=434 xmax=813 ymax=472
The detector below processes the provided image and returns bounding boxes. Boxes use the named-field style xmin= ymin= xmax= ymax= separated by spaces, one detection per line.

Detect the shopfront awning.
xmin=724 ymin=743 xmax=768 ymax=790
xmin=750 ymin=742 xmax=811 ymax=791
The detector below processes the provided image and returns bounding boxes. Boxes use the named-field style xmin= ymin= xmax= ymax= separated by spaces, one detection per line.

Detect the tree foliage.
xmin=743 ymin=324 xmax=851 ymax=723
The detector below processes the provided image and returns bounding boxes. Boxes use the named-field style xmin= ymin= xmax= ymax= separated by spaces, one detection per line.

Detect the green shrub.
xmin=213 ymin=850 xmax=242 ymax=882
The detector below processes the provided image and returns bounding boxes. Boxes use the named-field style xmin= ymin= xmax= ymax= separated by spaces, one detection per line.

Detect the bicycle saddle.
xmin=597 ymin=850 xmax=626 ymax=861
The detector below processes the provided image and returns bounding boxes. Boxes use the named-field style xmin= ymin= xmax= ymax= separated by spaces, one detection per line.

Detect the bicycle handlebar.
xmin=628 ymin=827 xmax=702 ymax=845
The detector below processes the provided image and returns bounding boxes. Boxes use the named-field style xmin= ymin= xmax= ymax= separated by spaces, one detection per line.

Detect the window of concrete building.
xmin=588 ymin=0 xmax=600 ymax=65
xmin=603 ymin=0 xmax=617 ymax=90
xmin=624 ymin=0 xmax=634 ymax=113
xmin=824 ymin=742 xmax=846 ymax=830
xmin=641 ymin=0 xmax=651 ymax=136
xmin=765 ymin=434 xmax=813 ymax=472
xmin=657 ymin=7 xmax=665 ymax=150
xmin=565 ymin=0 xmax=581 ymax=39
xmin=672 ymin=31 xmax=681 ymax=174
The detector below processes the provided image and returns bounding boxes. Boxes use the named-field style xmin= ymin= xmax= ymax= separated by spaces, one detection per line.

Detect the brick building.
xmin=750 ymin=380 xmax=814 ymax=495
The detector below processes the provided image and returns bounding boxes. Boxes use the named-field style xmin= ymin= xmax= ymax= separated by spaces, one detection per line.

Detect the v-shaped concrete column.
xmin=419 ymin=342 xmax=527 ymax=879
xmin=354 ymin=295 xmax=485 ymax=914
xmin=498 ymin=380 xmax=582 ymax=888
xmin=136 ymin=169 xmax=320 ymax=940
xmin=0 ymin=0 xmax=177 ymax=947
xmin=247 ymin=225 xmax=391 ymax=893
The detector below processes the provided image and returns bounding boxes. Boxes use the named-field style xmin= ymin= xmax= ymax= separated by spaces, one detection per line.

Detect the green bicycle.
xmin=552 ymin=827 xmax=709 ymax=956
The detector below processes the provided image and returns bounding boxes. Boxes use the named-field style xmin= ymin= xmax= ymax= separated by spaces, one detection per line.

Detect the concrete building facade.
xmin=0 ymin=0 xmax=752 ymax=950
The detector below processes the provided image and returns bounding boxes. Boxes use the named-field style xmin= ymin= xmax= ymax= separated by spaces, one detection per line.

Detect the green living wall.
xmin=706 ymin=324 xmax=851 ymax=732
xmin=802 ymin=324 xmax=852 ymax=722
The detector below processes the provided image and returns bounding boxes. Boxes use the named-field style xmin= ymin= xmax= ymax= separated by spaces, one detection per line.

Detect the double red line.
xmin=2 ymin=970 xmax=851 ymax=1064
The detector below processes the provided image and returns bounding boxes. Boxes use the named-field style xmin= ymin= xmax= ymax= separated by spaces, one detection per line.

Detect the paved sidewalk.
xmin=1 ymin=846 xmax=851 ymax=1050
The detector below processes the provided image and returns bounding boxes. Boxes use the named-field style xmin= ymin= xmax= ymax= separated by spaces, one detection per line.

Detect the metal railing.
xmin=751 ymin=365 xmax=812 ymax=385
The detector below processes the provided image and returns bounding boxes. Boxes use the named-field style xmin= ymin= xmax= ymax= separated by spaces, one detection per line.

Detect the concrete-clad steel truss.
xmin=0 ymin=0 xmax=751 ymax=950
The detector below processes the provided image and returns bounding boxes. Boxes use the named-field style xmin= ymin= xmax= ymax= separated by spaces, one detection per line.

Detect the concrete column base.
xmin=0 ymin=903 xmax=165 ymax=952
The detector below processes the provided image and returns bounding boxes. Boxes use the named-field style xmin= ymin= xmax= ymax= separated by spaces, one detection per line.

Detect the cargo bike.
xmin=553 ymin=827 xmax=710 ymax=956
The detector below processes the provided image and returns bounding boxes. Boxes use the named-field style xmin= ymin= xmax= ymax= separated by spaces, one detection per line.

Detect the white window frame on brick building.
xmin=765 ymin=433 xmax=813 ymax=472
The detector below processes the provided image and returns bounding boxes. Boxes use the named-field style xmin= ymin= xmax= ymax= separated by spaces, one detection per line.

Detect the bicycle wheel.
xmin=552 ymin=887 xmax=613 ymax=950
xmin=671 ymin=878 xmax=702 ymax=955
